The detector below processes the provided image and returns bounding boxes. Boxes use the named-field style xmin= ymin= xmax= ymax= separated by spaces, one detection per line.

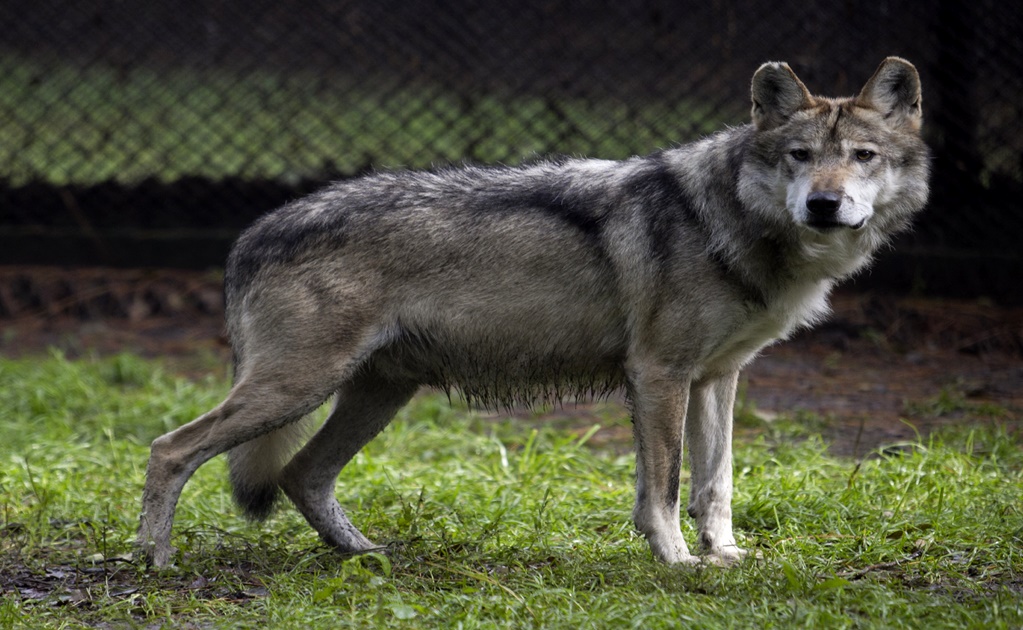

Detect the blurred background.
xmin=1 ymin=0 xmax=1021 ymax=306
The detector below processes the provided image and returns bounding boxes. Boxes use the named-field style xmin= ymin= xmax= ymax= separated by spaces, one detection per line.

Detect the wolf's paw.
xmin=657 ymin=550 xmax=703 ymax=566
xmin=136 ymin=538 xmax=175 ymax=568
xmin=700 ymin=545 xmax=761 ymax=567
xmin=136 ymin=519 xmax=174 ymax=568
xmin=644 ymin=528 xmax=699 ymax=565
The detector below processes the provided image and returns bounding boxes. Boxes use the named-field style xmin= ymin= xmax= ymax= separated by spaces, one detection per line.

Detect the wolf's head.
xmin=741 ymin=57 xmax=929 ymax=247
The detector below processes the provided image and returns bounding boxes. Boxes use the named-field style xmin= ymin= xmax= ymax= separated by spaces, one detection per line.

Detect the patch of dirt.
xmin=748 ymin=293 xmax=1023 ymax=456
xmin=0 ymin=550 xmax=268 ymax=622
xmin=3 ymin=266 xmax=1021 ymax=457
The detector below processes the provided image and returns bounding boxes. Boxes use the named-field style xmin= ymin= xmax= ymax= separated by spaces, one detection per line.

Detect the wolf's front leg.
xmin=686 ymin=370 xmax=747 ymax=565
xmin=629 ymin=365 xmax=698 ymax=564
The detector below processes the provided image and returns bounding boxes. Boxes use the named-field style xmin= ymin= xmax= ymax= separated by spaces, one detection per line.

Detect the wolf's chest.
xmin=700 ymin=281 xmax=831 ymax=378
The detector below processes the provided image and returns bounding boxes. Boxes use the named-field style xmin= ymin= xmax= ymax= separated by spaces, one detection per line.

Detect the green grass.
xmin=1 ymin=352 xmax=1022 ymax=628
xmin=0 ymin=54 xmax=740 ymax=187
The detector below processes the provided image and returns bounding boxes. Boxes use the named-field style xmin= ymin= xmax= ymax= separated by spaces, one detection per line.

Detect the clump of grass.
xmin=1 ymin=352 xmax=1021 ymax=627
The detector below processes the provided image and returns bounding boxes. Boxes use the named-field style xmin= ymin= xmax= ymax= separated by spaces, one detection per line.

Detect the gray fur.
xmin=138 ymin=57 xmax=928 ymax=567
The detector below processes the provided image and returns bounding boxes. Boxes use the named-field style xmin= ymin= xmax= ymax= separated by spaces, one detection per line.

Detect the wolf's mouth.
xmin=806 ymin=218 xmax=867 ymax=231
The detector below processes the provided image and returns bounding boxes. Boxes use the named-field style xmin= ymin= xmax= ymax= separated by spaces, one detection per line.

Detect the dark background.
xmin=2 ymin=0 xmax=1021 ymax=302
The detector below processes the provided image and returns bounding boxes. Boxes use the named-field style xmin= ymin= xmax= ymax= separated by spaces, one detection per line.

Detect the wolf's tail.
xmin=228 ymin=419 xmax=313 ymax=520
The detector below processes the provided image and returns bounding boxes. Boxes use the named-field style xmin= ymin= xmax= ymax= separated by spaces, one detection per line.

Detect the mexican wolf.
xmin=138 ymin=57 xmax=928 ymax=567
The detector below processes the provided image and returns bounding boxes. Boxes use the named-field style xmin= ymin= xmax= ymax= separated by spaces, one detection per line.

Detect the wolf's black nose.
xmin=806 ymin=191 xmax=842 ymax=217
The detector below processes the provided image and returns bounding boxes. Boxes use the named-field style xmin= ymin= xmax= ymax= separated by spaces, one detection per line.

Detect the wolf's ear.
xmin=751 ymin=62 xmax=815 ymax=130
xmin=856 ymin=57 xmax=922 ymax=130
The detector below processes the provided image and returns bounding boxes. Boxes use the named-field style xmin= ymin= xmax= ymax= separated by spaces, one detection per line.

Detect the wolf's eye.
xmin=855 ymin=150 xmax=876 ymax=162
xmin=790 ymin=149 xmax=810 ymax=162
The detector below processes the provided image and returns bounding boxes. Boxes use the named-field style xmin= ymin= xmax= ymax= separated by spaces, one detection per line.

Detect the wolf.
xmin=137 ymin=57 xmax=928 ymax=567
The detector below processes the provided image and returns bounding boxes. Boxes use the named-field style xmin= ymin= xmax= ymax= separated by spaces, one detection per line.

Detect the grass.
xmin=1 ymin=351 xmax=1022 ymax=628
xmin=0 ymin=54 xmax=740 ymax=187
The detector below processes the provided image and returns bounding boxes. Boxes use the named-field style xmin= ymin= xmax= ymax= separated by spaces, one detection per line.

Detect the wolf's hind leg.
xmin=137 ymin=363 xmax=336 ymax=567
xmin=279 ymin=366 xmax=418 ymax=553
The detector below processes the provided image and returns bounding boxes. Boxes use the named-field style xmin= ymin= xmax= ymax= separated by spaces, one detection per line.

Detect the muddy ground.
xmin=2 ymin=266 xmax=1021 ymax=457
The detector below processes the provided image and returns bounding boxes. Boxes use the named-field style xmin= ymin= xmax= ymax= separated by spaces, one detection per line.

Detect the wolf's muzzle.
xmin=805 ymin=191 xmax=861 ymax=229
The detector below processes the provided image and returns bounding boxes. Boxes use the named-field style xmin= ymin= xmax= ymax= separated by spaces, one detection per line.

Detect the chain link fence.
xmin=1 ymin=0 xmax=1021 ymax=299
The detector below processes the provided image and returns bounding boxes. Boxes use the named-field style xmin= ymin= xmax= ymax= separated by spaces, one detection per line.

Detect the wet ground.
xmin=2 ymin=266 xmax=1021 ymax=457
